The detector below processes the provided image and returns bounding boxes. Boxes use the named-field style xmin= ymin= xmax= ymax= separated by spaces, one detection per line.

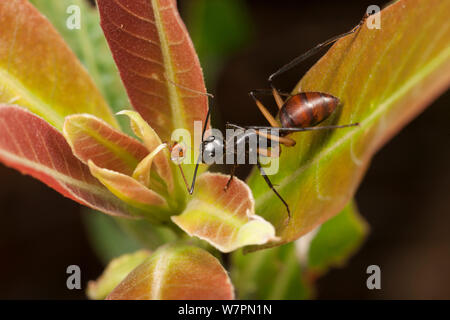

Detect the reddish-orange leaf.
xmin=97 ymin=0 xmax=208 ymax=141
xmin=63 ymin=114 xmax=148 ymax=176
xmin=0 ymin=0 xmax=117 ymax=130
xmin=106 ymin=244 xmax=234 ymax=300
xmin=0 ymin=105 xmax=140 ymax=218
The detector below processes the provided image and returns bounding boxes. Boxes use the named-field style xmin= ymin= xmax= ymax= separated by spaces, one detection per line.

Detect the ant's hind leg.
xmin=255 ymin=129 xmax=296 ymax=147
xmin=257 ymin=161 xmax=290 ymax=221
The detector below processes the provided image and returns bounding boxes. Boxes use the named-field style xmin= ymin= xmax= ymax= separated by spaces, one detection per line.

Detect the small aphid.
xmin=169 ymin=142 xmax=186 ymax=165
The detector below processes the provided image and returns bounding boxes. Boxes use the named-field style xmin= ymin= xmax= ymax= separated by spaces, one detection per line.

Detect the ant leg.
xmin=271 ymin=86 xmax=285 ymax=110
xmin=249 ymin=89 xmax=291 ymax=98
xmin=268 ymin=12 xmax=368 ymax=84
xmin=224 ymin=164 xmax=238 ymax=191
xmin=187 ymin=101 xmax=212 ymax=195
xmin=257 ymin=145 xmax=281 ymax=158
xmin=245 ymin=123 xmax=360 ymax=133
xmin=164 ymin=76 xmax=217 ymax=195
xmin=177 ymin=164 xmax=191 ymax=192
xmin=255 ymin=129 xmax=296 ymax=147
xmin=257 ymin=160 xmax=290 ymax=220
xmin=226 ymin=123 xmax=296 ymax=147
xmin=249 ymin=91 xmax=281 ymax=127
xmin=250 ymin=88 xmax=290 ymax=110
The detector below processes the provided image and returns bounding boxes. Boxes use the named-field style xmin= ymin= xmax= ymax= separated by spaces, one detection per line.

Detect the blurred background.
xmin=0 ymin=0 xmax=449 ymax=299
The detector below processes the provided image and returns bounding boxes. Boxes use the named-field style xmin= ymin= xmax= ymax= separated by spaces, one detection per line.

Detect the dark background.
xmin=0 ymin=0 xmax=449 ymax=299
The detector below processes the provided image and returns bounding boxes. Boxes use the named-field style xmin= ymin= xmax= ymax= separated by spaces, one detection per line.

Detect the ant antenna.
xmin=164 ymin=73 xmax=214 ymax=98
xmin=268 ymin=13 xmax=369 ymax=86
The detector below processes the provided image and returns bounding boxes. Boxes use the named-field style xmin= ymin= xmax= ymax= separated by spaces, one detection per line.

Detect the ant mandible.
xmin=173 ymin=13 xmax=370 ymax=221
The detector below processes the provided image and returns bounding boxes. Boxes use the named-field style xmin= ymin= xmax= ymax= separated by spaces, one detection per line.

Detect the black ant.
xmin=172 ymin=14 xmax=369 ymax=220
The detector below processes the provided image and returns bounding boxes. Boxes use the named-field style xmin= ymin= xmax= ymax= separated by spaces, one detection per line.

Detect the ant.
xmin=172 ymin=13 xmax=369 ymax=221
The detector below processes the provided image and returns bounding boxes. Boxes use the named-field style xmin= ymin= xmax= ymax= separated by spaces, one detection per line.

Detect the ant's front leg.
xmin=224 ymin=164 xmax=238 ymax=191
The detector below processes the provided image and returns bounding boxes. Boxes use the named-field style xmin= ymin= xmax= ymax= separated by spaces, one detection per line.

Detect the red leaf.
xmin=64 ymin=114 xmax=149 ymax=176
xmin=106 ymin=244 xmax=234 ymax=300
xmin=97 ymin=0 xmax=208 ymax=141
xmin=0 ymin=105 xmax=140 ymax=218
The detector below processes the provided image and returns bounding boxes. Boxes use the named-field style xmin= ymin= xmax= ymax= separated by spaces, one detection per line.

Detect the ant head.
xmin=170 ymin=142 xmax=186 ymax=164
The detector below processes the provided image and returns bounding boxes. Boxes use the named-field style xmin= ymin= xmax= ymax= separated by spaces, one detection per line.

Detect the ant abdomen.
xmin=280 ymin=92 xmax=339 ymax=128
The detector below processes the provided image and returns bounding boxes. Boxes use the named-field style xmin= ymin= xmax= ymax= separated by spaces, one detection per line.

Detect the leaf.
xmin=307 ymin=200 xmax=368 ymax=276
xmin=106 ymin=244 xmax=234 ymax=300
xmin=88 ymin=160 xmax=170 ymax=222
xmin=64 ymin=114 xmax=148 ymax=176
xmin=97 ymin=0 xmax=208 ymax=142
xmin=247 ymin=0 xmax=450 ymax=247
xmin=29 ymin=0 xmax=130 ymax=120
xmin=0 ymin=105 xmax=140 ymax=218
xmin=172 ymin=173 xmax=277 ymax=253
xmin=231 ymin=243 xmax=310 ymax=300
xmin=87 ymin=250 xmax=151 ymax=300
xmin=0 ymin=0 xmax=118 ymax=131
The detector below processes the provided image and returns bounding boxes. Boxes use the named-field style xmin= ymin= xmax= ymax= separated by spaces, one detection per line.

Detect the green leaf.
xmin=107 ymin=244 xmax=234 ymax=300
xmin=231 ymin=243 xmax=310 ymax=300
xmin=308 ymin=201 xmax=368 ymax=275
xmin=247 ymin=0 xmax=450 ymax=247
xmin=0 ymin=0 xmax=118 ymax=130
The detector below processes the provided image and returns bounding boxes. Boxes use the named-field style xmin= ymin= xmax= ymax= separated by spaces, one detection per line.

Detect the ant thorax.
xmin=200 ymin=129 xmax=277 ymax=166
